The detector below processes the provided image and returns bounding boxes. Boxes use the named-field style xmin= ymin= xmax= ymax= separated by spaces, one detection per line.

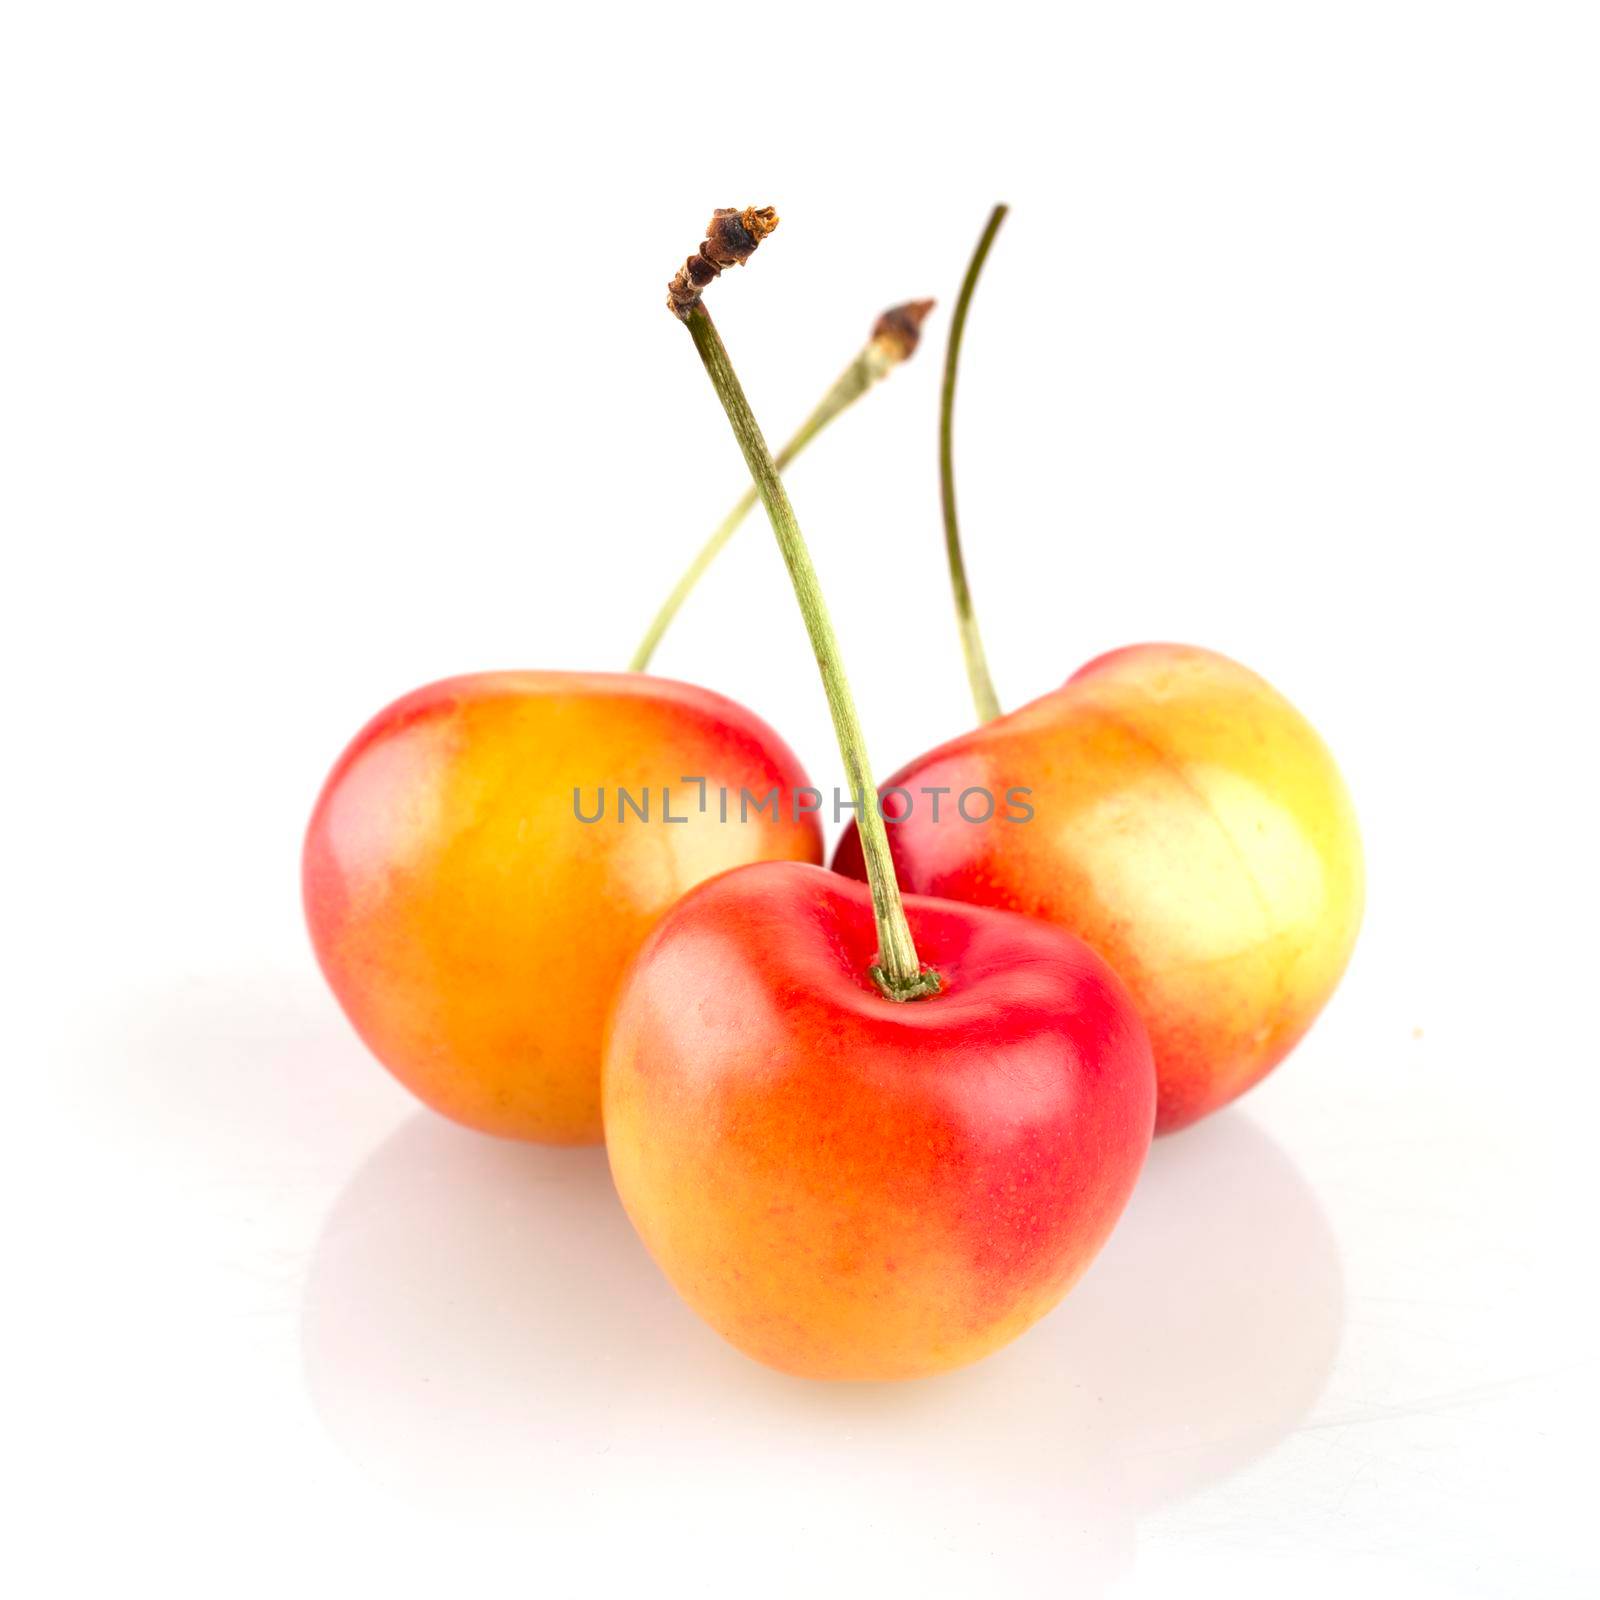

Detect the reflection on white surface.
xmin=302 ymin=1104 xmax=1342 ymax=1578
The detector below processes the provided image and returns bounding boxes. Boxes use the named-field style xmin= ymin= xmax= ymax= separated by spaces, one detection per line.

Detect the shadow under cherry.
xmin=301 ymin=1101 xmax=1343 ymax=1573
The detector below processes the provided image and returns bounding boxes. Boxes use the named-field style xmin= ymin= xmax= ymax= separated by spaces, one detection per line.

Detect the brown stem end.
xmin=667 ymin=206 xmax=780 ymax=319
xmin=870 ymin=298 xmax=936 ymax=364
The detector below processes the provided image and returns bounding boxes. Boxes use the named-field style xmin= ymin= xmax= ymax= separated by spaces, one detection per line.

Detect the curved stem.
xmin=682 ymin=303 xmax=939 ymax=1002
xmin=940 ymin=204 xmax=1007 ymax=724
xmin=628 ymin=351 xmax=877 ymax=673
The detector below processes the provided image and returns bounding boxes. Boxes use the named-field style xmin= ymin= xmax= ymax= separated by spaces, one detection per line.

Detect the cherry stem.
xmin=681 ymin=301 xmax=940 ymax=1002
xmin=940 ymin=203 xmax=1008 ymax=725
xmin=630 ymin=352 xmax=876 ymax=672
xmin=630 ymin=304 xmax=932 ymax=673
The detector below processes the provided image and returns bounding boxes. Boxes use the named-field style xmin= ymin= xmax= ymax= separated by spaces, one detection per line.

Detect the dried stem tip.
xmin=870 ymin=298 xmax=936 ymax=364
xmin=667 ymin=206 xmax=780 ymax=319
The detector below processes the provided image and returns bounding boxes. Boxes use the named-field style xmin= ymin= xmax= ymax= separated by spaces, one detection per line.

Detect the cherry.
xmin=834 ymin=208 xmax=1363 ymax=1133
xmin=603 ymin=206 xmax=1155 ymax=1380
xmin=305 ymin=671 xmax=820 ymax=1144
xmin=833 ymin=644 xmax=1364 ymax=1133
xmin=605 ymin=863 xmax=1153 ymax=1379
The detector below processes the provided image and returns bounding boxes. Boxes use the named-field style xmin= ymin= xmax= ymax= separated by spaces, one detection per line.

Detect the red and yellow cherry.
xmin=304 ymin=670 xmax=821 ymax=1144
xmin=833 ymin=643 xmax=1364 ymax=1133
xmin=604 ymin=861 xmax=1155 ymax=1380
xmin=603 ymin=208 xmax=1154 ymax=1380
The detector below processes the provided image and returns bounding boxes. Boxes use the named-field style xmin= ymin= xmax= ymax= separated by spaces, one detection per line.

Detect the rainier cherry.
xmin=305 ymin=672 xmax=819 ymax=1143
xmin=834 ymin=207 xmax=1363 ymax=1133
xmin=603 ymin=207 xmax=1155 ymax=1380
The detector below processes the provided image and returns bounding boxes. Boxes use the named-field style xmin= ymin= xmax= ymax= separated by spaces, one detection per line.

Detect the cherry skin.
xmin=603 ymin=861 xmax=1156 ymax=1381
xmin=833 ymin=644 xmax=1364 ymax=1134
xmin=304 ymin=671 xmax=821 ymax=1144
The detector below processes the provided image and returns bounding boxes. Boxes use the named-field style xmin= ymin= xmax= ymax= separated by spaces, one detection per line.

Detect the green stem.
xmin=628 ymin=349 xmax=878 ymax=673
xmin=682 ymin=302 xmax=939 ymax=1002
xmin=940 ymin=203 xmax=1007 ymax=724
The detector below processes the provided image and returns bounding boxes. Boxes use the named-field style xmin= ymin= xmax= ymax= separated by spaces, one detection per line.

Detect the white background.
xmin=5 ymin=3 xmax=1598 ymax=1595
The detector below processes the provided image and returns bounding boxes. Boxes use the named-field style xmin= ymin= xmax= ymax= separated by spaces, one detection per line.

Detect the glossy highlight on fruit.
xmin=304 ymin=671 xmax=822 ymax=1144
xmin=834 ymin=644 xmax=1363 ymax=1133
xmin=603 ymin=862 xmax=1156 ymax=1381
